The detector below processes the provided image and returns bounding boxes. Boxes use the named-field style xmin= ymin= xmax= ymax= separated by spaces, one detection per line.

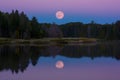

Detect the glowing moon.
xmin=56 ymin=11 xmax=64 ymax=19
xmin=55 ymin=60 xmax=64 ymax=69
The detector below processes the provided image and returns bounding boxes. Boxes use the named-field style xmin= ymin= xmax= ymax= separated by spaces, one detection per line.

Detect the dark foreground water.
xmin=0 ymin=41 xmax=120 ymax=80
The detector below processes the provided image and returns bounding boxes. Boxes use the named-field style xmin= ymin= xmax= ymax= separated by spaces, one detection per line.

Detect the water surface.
xmin=0 ymin=42 xmax=120 ymax=80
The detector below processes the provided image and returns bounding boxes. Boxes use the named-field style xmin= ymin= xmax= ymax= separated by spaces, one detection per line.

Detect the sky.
xmin=0 ymin=0 xmax=120 ymax=24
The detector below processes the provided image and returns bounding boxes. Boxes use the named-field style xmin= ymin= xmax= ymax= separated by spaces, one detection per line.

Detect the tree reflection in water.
xmin=0 ymin=41 xmax=120 ymax=73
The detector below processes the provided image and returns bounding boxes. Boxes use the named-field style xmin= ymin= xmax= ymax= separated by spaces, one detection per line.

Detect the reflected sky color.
xmin=0 ymin=0 xmax=120 ymax=24
xmin=0 ymin=56 xmax=120 ymax=80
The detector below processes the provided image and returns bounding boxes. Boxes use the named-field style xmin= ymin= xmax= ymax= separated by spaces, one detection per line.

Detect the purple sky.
xmin=0 ymin=0 xmax=120 ymax=24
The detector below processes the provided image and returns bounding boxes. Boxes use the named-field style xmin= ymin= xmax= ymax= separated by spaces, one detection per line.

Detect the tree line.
xmin=0 ymin=10 xmax=46 ymax=39
xmin=0 ymin=10 xmax=120 ymax=40
xmin=59 ymin=21 xmax=120 ymax=40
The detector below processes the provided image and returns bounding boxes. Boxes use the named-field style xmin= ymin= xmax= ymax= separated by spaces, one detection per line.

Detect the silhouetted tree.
xmin=0 ymin=10 xmax=120 ymax=40
xmin=0 ymin=10 xmax=46 ymax=39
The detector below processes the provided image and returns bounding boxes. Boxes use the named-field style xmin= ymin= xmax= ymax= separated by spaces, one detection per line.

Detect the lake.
xmin=0 ymin=41 xmax=120 ymax=80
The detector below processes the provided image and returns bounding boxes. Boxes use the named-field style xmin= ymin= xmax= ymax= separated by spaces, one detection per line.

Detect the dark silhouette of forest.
xmin=60 ymin=21 xmax=120 ymax=40
xmin=0 ymin=10 xmax=120 ymax=40
xmin=0 ymin=42 xmax=120 ymax=73
xmin=0 ymin=10 xmax=46 ymax=39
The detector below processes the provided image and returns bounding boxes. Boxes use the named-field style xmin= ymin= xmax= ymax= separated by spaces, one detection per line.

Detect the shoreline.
xmin=0 ymin=37 xmax=97 ymax=45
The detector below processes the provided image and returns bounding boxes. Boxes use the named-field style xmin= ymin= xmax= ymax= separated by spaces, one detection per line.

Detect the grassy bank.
xmin=0 ymin=37 xmax=97 ymax=45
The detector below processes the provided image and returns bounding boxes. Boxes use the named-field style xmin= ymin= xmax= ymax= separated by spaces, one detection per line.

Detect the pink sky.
xmin=0 ymin=0 xmax=120 ymax=14
xmin=0 ymin=0 xmax=120 ymax=24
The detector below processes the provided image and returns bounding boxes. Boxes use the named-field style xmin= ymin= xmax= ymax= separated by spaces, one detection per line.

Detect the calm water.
xmin=0 ymin=41 xmax=120 ymax=80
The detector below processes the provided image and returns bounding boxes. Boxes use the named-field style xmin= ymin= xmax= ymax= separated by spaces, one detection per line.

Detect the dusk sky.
xmin=0 ymin=0 xmax=120 ymax=24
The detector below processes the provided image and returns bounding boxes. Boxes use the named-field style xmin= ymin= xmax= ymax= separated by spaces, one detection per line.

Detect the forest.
xmin=0 ymin=10 xmax=120 ymax=40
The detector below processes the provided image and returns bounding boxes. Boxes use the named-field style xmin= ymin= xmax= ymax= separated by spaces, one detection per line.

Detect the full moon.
xmin=55 ymin=60 xmax=64 ymax=69
xmin=56 ymin=11 xmax=64 ymax=19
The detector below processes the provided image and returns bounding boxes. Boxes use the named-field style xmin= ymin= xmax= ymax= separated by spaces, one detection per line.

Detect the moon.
xmin=56 ymin=11 xmax=64 ymax=19
xmin=55 ymin=60 xmax=64 ymax=69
